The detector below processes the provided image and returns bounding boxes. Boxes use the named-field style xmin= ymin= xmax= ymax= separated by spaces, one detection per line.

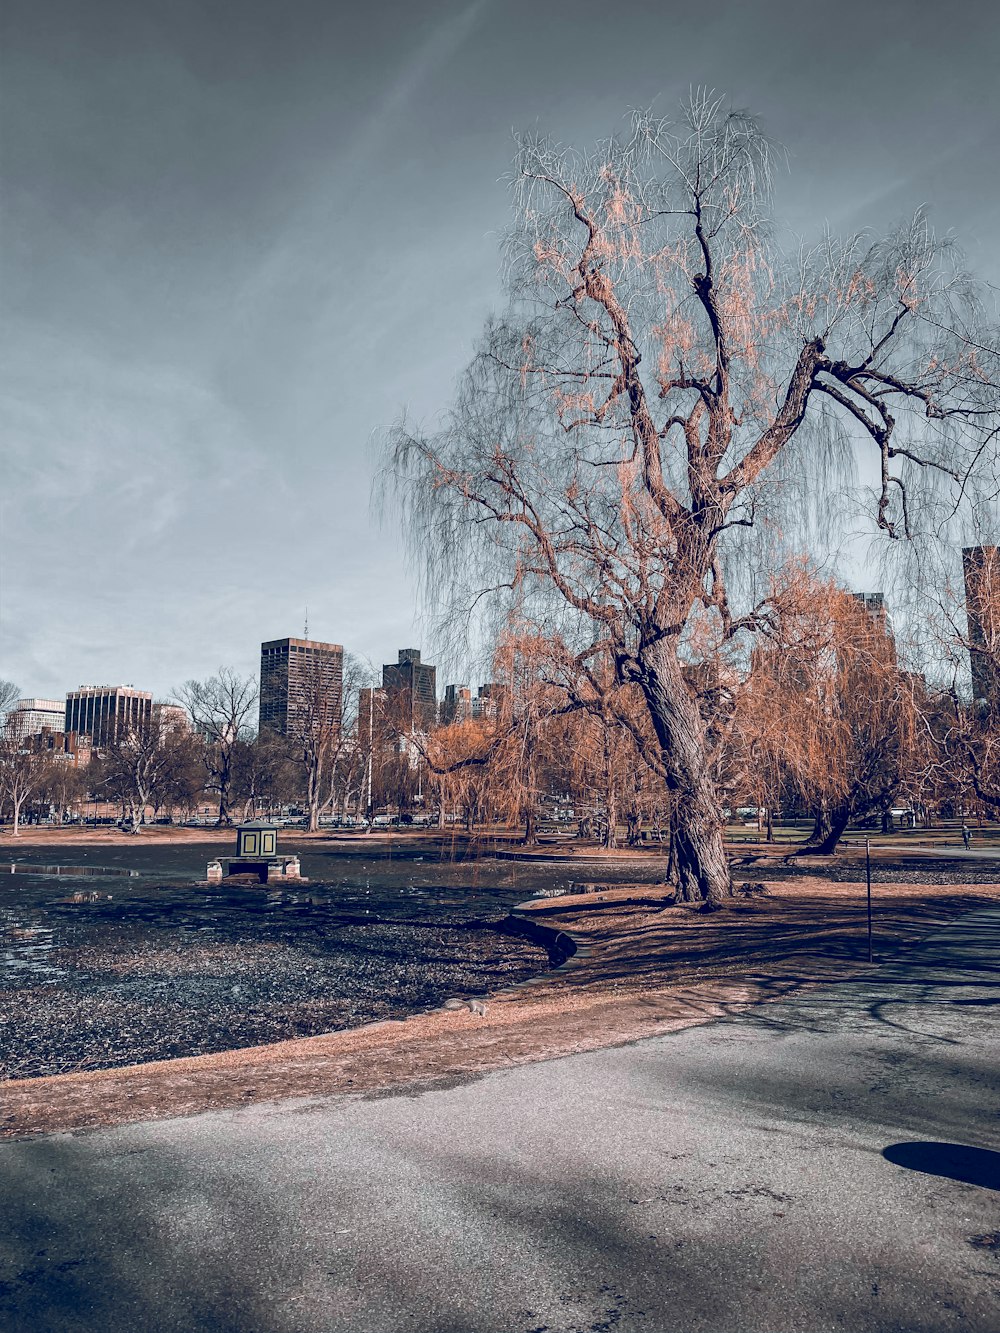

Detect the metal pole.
xmin=365 ymin=689 xmax=373 ymax=818
xmin=865 ymin=837 xmax=873 ymax=963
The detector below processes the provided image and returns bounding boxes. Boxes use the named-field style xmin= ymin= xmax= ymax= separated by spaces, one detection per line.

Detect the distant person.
xmin=962 ymin=823 xmax=971 ymax=850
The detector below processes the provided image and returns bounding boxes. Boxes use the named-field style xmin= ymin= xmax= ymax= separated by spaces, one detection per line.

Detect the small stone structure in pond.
xmin=206 ymin=822 xmax=304 ymax=885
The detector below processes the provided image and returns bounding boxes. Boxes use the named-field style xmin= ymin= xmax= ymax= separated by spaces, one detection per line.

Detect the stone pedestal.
xmin=207 ymin=855 xmax=304 ymax=885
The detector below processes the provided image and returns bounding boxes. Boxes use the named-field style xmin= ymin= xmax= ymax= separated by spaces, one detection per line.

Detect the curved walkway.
xmin=1 ymin=904 xmax=998 ymax=1332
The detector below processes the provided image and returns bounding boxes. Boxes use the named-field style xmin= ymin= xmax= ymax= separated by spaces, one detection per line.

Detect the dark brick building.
xmin=963 ymin=546 xmax=999 ymax=705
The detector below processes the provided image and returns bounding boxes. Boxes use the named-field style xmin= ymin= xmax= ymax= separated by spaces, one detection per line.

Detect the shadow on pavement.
xmin=883 ymin=1141 xmax=1000 ymax=1191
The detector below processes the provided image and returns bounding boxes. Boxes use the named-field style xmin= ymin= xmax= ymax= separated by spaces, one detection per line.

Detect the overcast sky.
xmin=2 ymin=0 xmax=998 ymax=702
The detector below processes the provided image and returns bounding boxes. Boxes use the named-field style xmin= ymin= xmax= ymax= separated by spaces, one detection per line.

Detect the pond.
xmin=0 ymin=838 xmax=655 ymax=1079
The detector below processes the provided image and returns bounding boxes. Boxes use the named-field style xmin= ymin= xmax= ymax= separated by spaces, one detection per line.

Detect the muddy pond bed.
xmin=1 ymin=839 xmax=654 ymax=1079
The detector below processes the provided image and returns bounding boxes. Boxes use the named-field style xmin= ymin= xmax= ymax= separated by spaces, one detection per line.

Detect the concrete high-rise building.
xmin=259 ymin=637 xmax=343 ymax=738
xmin=963 ymin=545 xmax=999 ymax=705
xmin=440 ymin=684 xmax=472 ymax=725
xmin=5 ymin=698 xmax=64 ymax=740
xmin=64 ymin=686 xmax=153 ymax=747
xmin=472 ymin=682 xmax=509 ymax=720
xmin=381 ymin=649 xmax=437 ymax=730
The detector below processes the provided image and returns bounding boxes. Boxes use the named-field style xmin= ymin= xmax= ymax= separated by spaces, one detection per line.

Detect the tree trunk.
xmin=665 ymin=809 xmax=678 ymax=884
xmin=638 ymin=639 xmax=732 ymax=901
xmin=521 ymin=804 xmax=538 ymax=846
xmin=800 ymin=801 xmax=851 ymax=855
xmin=601 ymin=737 xmax=618 ymax=849
xmin=603 ymin=765 xmax=618 ymax=848
xmin=215 ymin=748 xmax=233 ymax=826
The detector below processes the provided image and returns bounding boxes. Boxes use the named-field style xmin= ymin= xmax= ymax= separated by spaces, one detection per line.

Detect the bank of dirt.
xmin=3 ymin=877 xmax=996 ymax=1141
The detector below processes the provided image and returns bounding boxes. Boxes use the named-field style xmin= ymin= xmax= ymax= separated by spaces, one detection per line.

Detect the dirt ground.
xmin=3 ymin=875 xmax=996 ymax=1141
xmin=4 ymin=821 xmax=997 ymax=854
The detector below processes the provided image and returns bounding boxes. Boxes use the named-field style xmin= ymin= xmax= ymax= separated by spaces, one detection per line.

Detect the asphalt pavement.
xmin=2 ymin=907 xmax=998 ymax=1333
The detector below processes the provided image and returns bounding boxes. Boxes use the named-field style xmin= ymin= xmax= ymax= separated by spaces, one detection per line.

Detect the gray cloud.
xmin=2 ymin=0 xmax=998 ymax=698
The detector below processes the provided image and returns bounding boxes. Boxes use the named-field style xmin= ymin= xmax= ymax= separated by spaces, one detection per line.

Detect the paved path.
xmin=2 ymin=908 xmax=998 ymax=1333
xmin=843 ymin=842 xmax=1000 ymax=862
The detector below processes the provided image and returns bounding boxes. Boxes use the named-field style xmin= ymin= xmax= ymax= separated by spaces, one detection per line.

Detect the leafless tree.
xmin=231 ymin=732 xmax=298 ymax=820
xmin=383 ymin=93 xmax=1000 ymax=900
xmin=0 ymin=738 xmax=46 ymax=835
xmin=99 ymin=709 xmax=179 ymax=833
xmin=37 ymin=758 xmax=89 ymax=824
xmin=175 ymin=669 xmax=258 ymax=825
xmin=284 ymin=651 xmax=371 ymax=831
xmin=0 ymin=680 xmax=18 ymax=724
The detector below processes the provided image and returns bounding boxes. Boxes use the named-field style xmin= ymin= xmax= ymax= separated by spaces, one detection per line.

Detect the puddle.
xmin=0 ymin=920 xmax=64 ymax=982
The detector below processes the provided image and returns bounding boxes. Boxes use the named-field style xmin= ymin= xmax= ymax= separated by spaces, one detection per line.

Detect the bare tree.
xmin=383 ymin=94 xmax=1000 ymax=900
xmin=0 ymin=680 xmax=18 ymax=723
xmin=0 ymin=738 xmax=46 ymax=835
xmin=176 ymin=670 xmax=258 ymax=825
xmin=282 ymin=651 xmax=372 ymax=832
xmin=99 ymin=708 xmax=186 ymax=833
xmin=231 ymin=732 xmax=298 ymax=820
xmin=37 ymin=758 xmax=89 ymax=824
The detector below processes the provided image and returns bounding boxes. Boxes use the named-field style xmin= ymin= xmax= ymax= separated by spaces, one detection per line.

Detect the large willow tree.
xmin=384 ymin=94 xmax=999 ymax=900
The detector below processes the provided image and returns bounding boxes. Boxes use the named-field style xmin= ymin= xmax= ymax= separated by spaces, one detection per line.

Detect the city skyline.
xmin=3 ymin=0 xmax=999 ymax=700
xmin=4 ymin=631 xmax=494 ymax=726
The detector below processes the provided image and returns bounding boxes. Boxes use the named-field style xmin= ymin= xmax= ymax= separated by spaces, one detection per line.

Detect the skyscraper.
xmin=259 ymin=638 xmax=343 ymax=738
xmin=850 ymin=590 xmax=896 ymax=662
xmin=440 ymin=684 xmax=472 ymax=725
xmin=963 ymin=545 xmax=999 ymax=705
xmin=473 ymin=682 xmax=509 ymax=720
xmin=381 ymin=649 xmax=437 ymax=730
xmin=64 ymin=686 xmax=153 ymax=747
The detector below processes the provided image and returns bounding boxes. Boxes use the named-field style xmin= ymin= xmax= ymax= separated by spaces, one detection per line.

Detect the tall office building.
xmin=850 ymin=590 xmax=896 ymax=661
xmin=5 ymin=698 xmax=64 ymax=740
xmin=259 ymin=638 xmax=343 ymax=738
xmin=963 ymin=545 xmax=999 ymax=705
xmin=472 ymin=682 xmax=509 ymax=720
xmin=382 ymin=649 xmax=437 ymax=730
xmin=440 ymin=684 xmax=472 ymax=725
xmin=64 ymin=686 xmax=153 ymax=746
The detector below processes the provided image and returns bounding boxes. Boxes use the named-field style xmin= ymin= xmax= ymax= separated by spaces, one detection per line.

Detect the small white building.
xmin=5 ymin=698 xmax=64 ymax=740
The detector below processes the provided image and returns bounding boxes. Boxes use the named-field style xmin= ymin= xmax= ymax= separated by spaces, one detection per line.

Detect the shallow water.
xmin=0 ymin=839 xmax=657 ymax=1078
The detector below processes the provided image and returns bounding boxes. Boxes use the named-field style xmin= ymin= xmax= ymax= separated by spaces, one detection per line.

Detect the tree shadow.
xmin=882 ymin=1141 xmax=1000 ymax=1191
